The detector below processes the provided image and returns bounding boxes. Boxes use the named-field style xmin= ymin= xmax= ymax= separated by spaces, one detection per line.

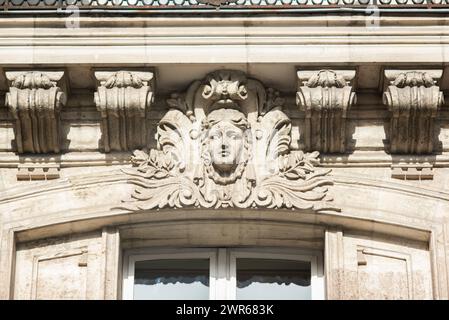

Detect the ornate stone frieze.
xmin=5 ymin=71 xmax=67 ymax=154
xmin=296 ymin=69 xmax=356 ymax=153
xmin=121 ymin=70 xmax=338 ymax=212
xmin=383 ymin=69 xmax=444 ymax=154
xmin=94 ymin=71 xmax=154 ymax=152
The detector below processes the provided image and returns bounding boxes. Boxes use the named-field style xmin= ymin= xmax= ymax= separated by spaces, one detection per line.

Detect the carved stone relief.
xmin=5 ymin=71 xmax=67 ymax=154
xmin=94 ymin=71 xmax=154 ymax=152
xmin=297 ymin=69 xmax=356 ymax=153
xmin=383 ymin=69 xmax=444 ymax=154
xmin=121 ymin=70 xmax=338 ymax=211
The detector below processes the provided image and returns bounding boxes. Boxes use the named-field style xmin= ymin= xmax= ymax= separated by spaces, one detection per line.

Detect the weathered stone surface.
xmin=0 ymin=13 xmax=449 ymax=301
xmin=296 ymin=69 xmax=356 ymax=153
xmin=94 ymin=71 xmax=154 ymax=152
xmin=5 ymin=71 xmax=67 ymax=154
xmin=391 ymin=162 xmax=434 ymax=181
xmin=13 ymin=232 xmax=104 ymax=300
xmin=383 ymin=69 xmax=444 ymax=154
xmin=341 ymin=234 xmax=433 ymax=300
xmin=16 ymin=163 xmax=60 ymax=181
xmin=121 ymin=70 xmax=337 ymax=211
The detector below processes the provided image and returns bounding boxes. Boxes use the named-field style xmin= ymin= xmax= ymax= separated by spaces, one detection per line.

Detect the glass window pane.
xmin=236 ymin=258 xmax=311 ymax=300
xmin=134 ymin=259 xmax=209 ymax=300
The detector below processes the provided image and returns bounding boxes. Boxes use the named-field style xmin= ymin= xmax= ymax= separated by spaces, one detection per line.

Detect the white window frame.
xmin=122 ymin=249 xmax=217 ymax=300
xmin=123 ymin=247 xmax=324 ymax=300
xmin=229 ymin=249 xmax=325 ymax=300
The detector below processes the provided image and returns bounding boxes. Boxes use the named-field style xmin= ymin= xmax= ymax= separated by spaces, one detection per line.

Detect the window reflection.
xmin=134 ymin=259 xmax=209 ymax=300
xmin=236 ymin=258 xmax=311 ymax=300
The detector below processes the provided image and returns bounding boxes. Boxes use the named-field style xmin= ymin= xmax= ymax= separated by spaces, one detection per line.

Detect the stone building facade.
xmin=1 ymin=1 xmax=449 ymax=300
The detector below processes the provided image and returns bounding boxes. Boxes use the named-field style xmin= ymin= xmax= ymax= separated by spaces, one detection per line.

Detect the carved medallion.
xmin=121 ymin=70 xmax=338 ymax=212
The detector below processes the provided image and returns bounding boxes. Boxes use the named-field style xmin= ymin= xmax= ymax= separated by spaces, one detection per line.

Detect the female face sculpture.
xmin=203 ymin=109 xmax=249 ymax=174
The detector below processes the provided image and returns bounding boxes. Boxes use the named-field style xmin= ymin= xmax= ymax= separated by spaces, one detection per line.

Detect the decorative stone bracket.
xmin=296 ymin=69 xmax=356 ymax=153
xmin=94 ymin=70 xmax=154 ymax=152
xmin=382 ymin=69 xmax=444 ymax=154
xmin=5 ymin=71 xmax=67 ymax=154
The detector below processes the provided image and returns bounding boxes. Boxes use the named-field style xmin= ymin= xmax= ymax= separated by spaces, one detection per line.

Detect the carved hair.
xmin=201 ymin=108 xmax=250 ymax=131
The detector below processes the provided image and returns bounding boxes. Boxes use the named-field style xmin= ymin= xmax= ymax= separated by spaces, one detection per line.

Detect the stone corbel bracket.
xmin=383 ymin=69 xmax=444 ymax=154
xmin=5 ymin=71 xmax=67 ymax=154
xmin=94 ymin=70 xmax=154 ymax=152
xmin=296 ymin=69 xmax=356 ymax=153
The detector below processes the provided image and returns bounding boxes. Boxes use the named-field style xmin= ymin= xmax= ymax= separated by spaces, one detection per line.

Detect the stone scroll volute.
xmin=94 ymin=70 xmax=154 ymax=152
xmin=383 ymin=69 xmax=444 ymax=154
xmin=297 ymin=69 xmax=356 ymax=154
xmin=121 ymin=70 xmax=338 ymax=212
xmin=5 ymin=71 xmax=67 ymax=154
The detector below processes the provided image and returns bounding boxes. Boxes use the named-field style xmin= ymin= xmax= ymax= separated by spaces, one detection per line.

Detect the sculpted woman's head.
xmin=202 ymin=108 xmax=250 ymax=174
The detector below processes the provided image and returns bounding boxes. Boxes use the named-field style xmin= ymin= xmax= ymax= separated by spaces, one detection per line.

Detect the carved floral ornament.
xmin=121 ymin=70 xmax=339 ymax=212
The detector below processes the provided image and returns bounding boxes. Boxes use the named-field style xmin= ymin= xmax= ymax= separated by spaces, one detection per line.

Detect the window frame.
xmin=123 ymin=247 xmax=324 ymax=300
xmin=229 ymin=249 xmax=324 ymax=300
xmin=122 ymin=249 xmax=218 ymax=300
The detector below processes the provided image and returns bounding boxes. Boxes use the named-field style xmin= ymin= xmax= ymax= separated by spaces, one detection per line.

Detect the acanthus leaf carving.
xmin=11 ymin=72 xmax=56 ymax=90
xmin=304 ymin=69 xmax=348 ymax=88
xmin=120 ymin=70 xmax=339 ymax=212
